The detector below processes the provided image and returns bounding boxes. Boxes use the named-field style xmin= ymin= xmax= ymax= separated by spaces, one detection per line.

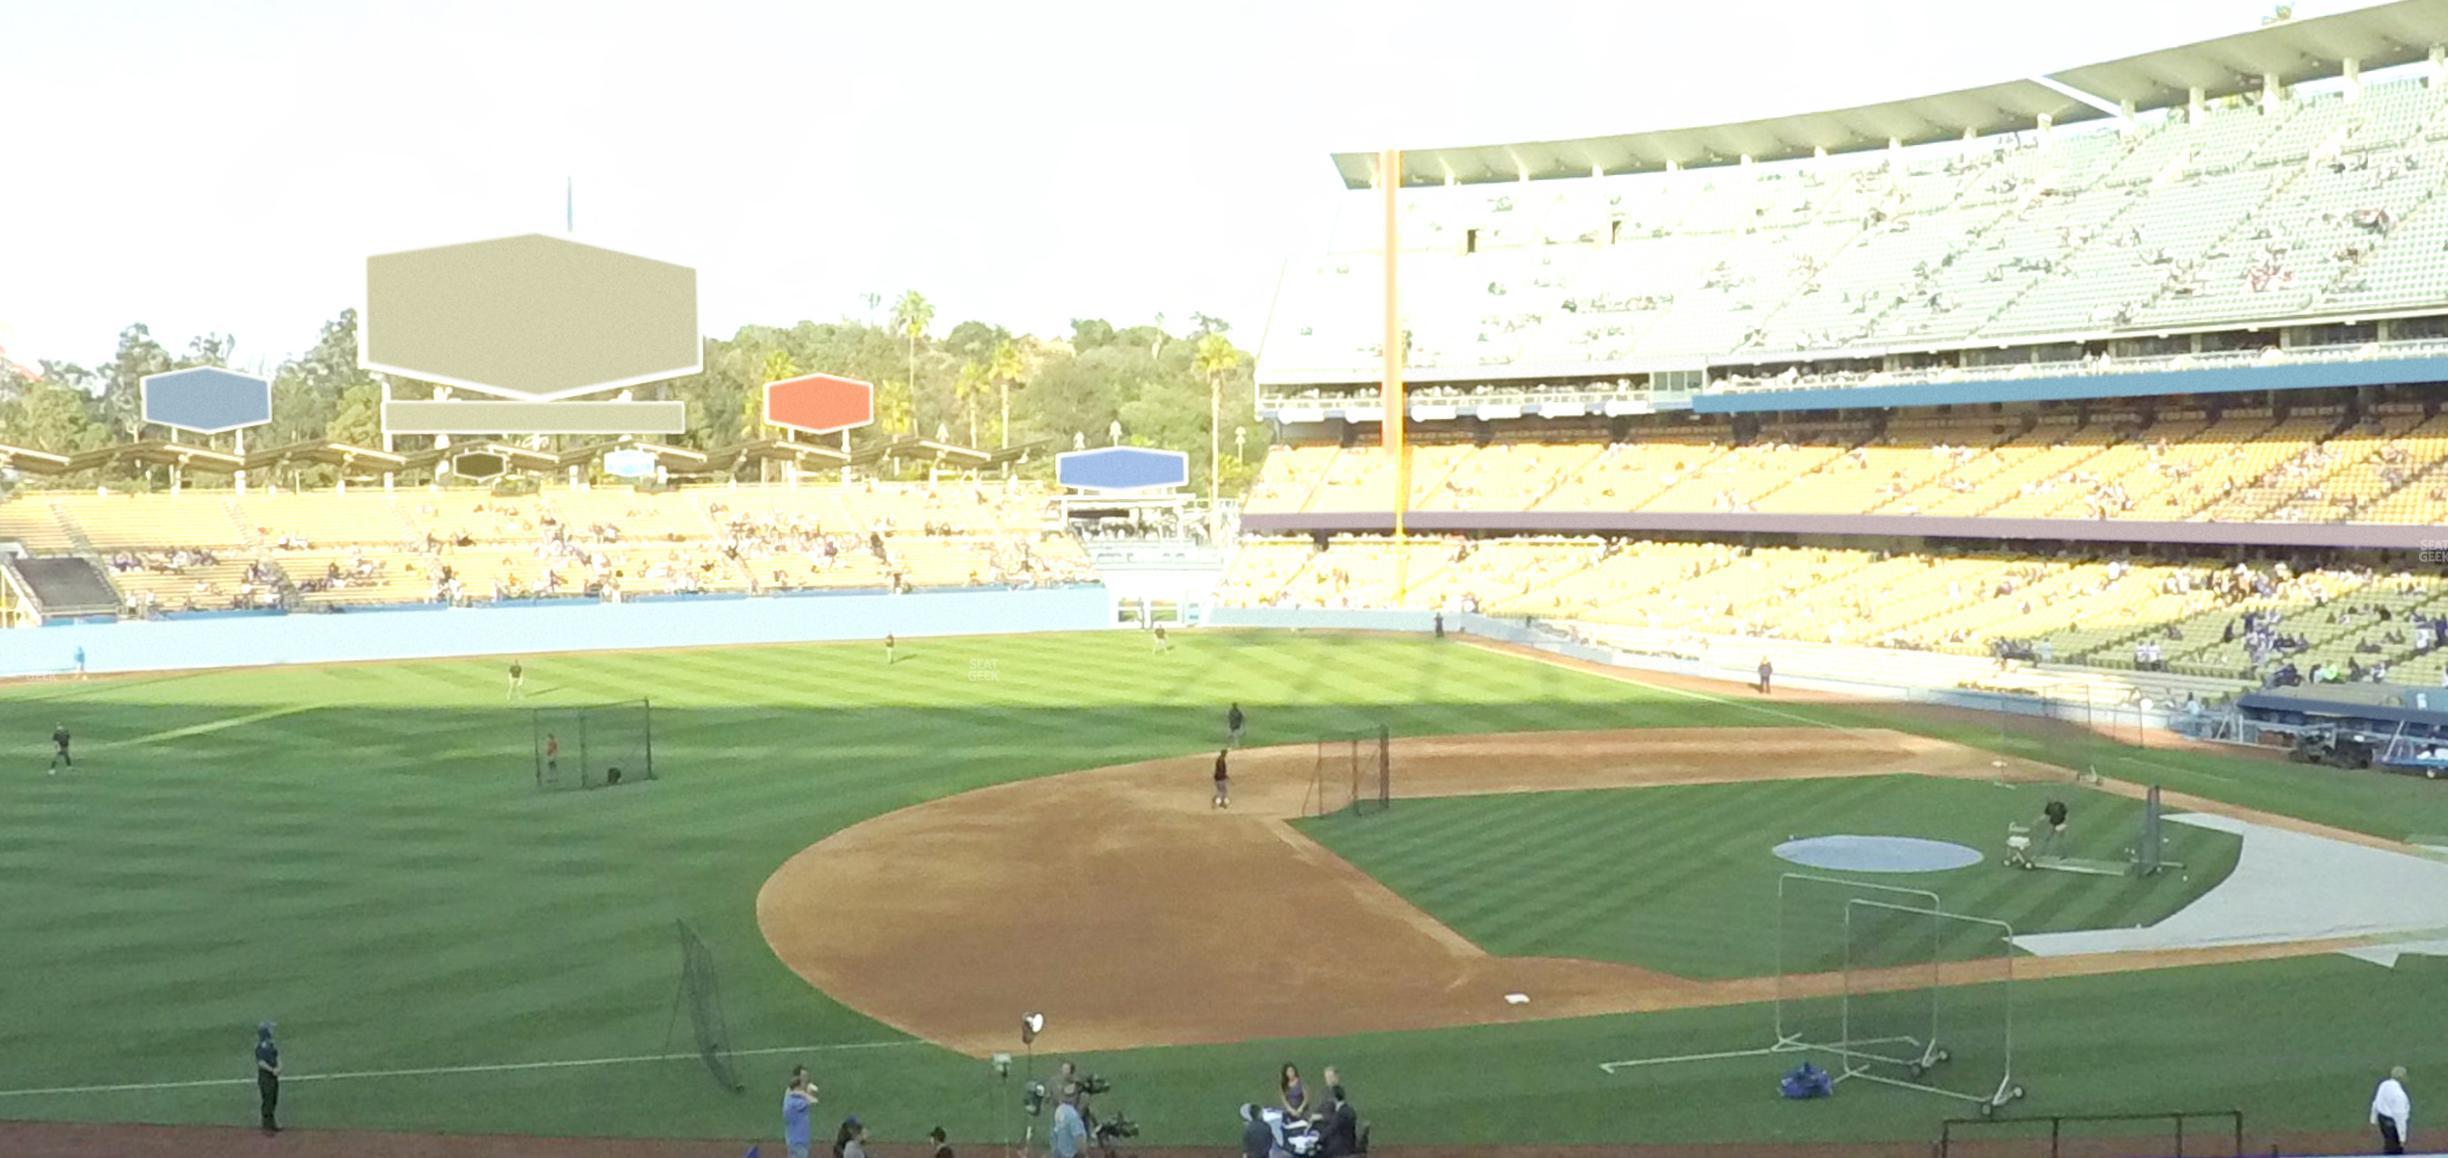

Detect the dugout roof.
xmin=1334 ymin=0 xmax=2448 ymax=186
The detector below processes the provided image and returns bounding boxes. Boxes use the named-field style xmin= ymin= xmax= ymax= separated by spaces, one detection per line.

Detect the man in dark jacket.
xmin=1240 ymin=1104 xmax=1277 ymax=1158
xmin=1317 ymin=1085 xmax=1360 ymax=1157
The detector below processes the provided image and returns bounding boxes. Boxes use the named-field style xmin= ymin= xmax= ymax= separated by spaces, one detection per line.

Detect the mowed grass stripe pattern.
xmin=0 ymin=632 xmax=1702 ymax=1141
xmin=1299 ymin=775 xmax=2241 ymax=978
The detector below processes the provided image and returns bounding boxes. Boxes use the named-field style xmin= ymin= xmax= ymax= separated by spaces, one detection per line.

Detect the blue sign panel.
xmin=139 ymin=368 xmax=273 ymax=435
xmin=603 ymin=448 xmax=656 ymax=478
xmin=1057 ymin=446 xmax=1189 ymax=491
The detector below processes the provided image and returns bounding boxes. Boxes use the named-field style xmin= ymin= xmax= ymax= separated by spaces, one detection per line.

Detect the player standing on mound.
xmin=1213 ymin=749 xmax=1230 ymax=809
xmin=48 ymin=723 xmax=72 ymax=774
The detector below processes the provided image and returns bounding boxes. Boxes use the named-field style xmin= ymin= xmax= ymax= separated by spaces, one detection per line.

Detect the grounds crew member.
xmin=254 ymin=1021 xmax=282 ymax=1133
xmin=2374 ymin=1065 xmax=2412 ymax=1155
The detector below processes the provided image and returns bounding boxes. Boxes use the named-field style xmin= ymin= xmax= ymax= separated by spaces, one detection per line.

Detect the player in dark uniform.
xmin=1757 ymin=657 xmax=1774 ymax=695
xmin=48 ymin=724 xmax=71 ymax=773
xmin=1212 ymin=749 xmax=1230 ymax=810
xmin=254 ymin=1021 xmax=282 ymax=1133
xmin=1227 ymin=703 xmax=1246 ymax=748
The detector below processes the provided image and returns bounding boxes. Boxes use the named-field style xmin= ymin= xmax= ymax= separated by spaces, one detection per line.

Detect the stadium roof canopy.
xmin=1332 ymin=0 xmax=2448 ymax=187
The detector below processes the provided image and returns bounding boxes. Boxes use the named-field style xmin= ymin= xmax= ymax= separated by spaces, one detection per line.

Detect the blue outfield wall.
xmin=0 ymin=585 xmax=1113 ymax=678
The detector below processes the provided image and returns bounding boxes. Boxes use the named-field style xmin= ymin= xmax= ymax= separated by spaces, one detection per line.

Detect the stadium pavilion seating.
xmin=1248 ymin=402 xmax=2448 ymax=525
xmin=1219 ymin=536 xmax=2448 ymax=695
xmin=0 ymin=481 xmax=1093 ymax=615
xmin=1268 ymin=75 xmax=2448 ymax=379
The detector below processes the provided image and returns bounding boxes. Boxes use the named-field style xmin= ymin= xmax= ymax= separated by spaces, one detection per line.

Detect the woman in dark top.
xmin=1280 ymin=1062 xmax=1311 ymax=1120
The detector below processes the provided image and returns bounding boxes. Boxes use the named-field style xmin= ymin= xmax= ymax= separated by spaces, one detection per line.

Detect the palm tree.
xmin=987 ymin=339 xmax=1024 ymax=448
xmin=953 ymin=361 xmax=990 ymax=448
xmin=891 ymin=290 xmax=933 ymax=432
xmin=748 ymin=349 xmax=799 ymax=483
xmin=752 ymin=348 xmax=798 ymax=432
xmin=1192 ymin=332 xmax=1241 ymax=532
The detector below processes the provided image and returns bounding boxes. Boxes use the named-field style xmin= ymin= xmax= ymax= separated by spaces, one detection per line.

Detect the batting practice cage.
xmin=1603 ymin=873 xmax=2024 ymax=1116
xmin=666 ymin=919 xmax=744 ymax=1093
xmin=532 ymin=699 xmax=656 ymax=790
xmin=1306 ymin=724 xmax=1391 ymax=818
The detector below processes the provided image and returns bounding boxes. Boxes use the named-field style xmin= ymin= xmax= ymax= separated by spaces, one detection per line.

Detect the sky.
xmin=0 ymin=0 xmax=2381 ymax=373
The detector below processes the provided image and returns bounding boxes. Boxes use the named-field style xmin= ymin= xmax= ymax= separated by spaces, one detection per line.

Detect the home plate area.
xmin=2012 ymin=812 xmax=2448 ymax=965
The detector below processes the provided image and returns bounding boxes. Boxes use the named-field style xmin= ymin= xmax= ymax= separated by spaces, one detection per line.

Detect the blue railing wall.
xmin=0 ymin=585 xmax=1112 ymax=678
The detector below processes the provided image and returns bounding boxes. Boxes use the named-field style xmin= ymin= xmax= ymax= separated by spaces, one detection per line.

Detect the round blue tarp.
xmin=1772 ymin=834 xmax=1982 ymax=873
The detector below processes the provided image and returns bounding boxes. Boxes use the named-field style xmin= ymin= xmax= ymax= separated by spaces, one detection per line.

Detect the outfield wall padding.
xmin=0 ymin=584 xmax=1113 ymax=677
xmin=1206 ymin=606 xmax=2183 ymax=734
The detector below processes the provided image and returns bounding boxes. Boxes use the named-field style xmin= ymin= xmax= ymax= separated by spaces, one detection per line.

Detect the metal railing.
xmin=1936 ymin=1109 xmax=2243 ymax=1158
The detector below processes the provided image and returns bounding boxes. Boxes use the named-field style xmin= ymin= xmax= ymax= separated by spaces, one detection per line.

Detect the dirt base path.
xmin=757 ymin=723 xmax=2377 ymax=1055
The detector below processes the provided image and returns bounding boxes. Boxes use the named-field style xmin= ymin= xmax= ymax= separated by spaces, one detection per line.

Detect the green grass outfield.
xmin=2 ymin=631 xmax=2446 ymax=1149
xmin=1296 ymin=776 xmax=2244 ymax=978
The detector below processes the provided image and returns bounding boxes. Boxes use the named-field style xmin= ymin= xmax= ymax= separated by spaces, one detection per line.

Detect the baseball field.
xmin=4 ymin=629 xmax=2448 ymax=1155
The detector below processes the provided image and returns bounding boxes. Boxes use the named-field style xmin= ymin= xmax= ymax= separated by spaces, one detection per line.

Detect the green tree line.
xmin=0 ymin=293 xmax=1265 ymax=495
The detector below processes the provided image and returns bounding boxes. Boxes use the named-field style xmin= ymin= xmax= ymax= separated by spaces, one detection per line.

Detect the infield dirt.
xmin=757 ymin=725 xmax=2373 ymax=1055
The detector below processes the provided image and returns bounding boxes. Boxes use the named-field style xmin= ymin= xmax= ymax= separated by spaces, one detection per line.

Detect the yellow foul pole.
xmin=1379 ymin=148 xmax=1409 ymax=604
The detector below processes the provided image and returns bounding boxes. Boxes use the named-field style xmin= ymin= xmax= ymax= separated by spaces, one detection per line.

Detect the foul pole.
xmin=1379 ymin=148 xmax=1409 ymax=603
